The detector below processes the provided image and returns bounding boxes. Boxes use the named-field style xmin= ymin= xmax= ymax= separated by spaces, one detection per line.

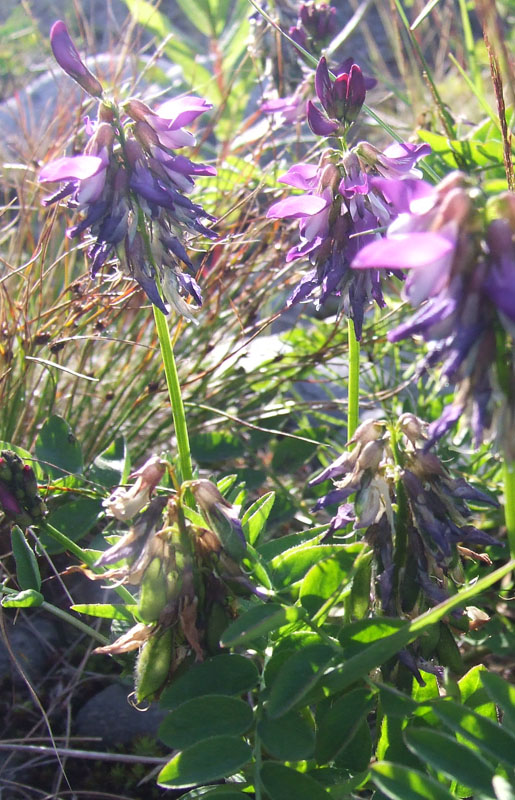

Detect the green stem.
xmin=41 ymin=601 xmax=108 ymax=644
xmin=503 ymin=460 xmax=515 ymax=559
xmin=347 ymin=317 xmax=360 ymax=440
xmin=153 ymin=306 xmax=193 ymax=485
xmin=0 ymin=585 xmax=108 ymax=645
xmin=38 ymin=521 xmax=135 ymax=605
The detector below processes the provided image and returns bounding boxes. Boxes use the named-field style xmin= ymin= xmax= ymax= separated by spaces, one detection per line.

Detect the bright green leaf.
xmin=157 ymin=736 xmax=252 ymax=788
xmin=299 ymin=555 xmax=352 ymax=616
xmin=2 ymin=589 xmax=44 ymax=607
xmin=404 ymin=728 xmax=497 ymax=798
xmin=372 ymin=761 xmax=457 ymax=800
xmin=160 ymin=654 xmax=259 ymax=710
xmin=220 ymin=603 xmax=306 ymax=647
xmin=71 ymin=604 xmax=138 ymax=621
xmin=432 ymin=698 xmax=515 ymax=769
xmin=158 ymin=695 xmax=253 ymax=749
xmin=269 ymin=544 xmax=360 ymax=589
xmin=241 ymin=491 xmax=275 ymax=545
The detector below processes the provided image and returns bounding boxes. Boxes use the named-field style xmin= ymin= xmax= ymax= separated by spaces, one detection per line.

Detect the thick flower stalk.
xmin=311 ymin=415 xmax=500 ymax=680
xmin=39 ymin=21 xmax=217 ymax=321
xmin=267 ymin=138 xmax=430 ymax=338
xmin=352 ymin=173 xmax=515 ymax=453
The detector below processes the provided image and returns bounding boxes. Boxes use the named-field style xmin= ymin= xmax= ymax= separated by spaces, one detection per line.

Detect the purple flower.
xmin=352 ymin=173 xmax=515 ymax=450
xmin=39 ymin=87 xmax=216 ymax=318
xmin=307 ymin=57 xmax=366 ymax=135
xmin=261 ymin=89 xmax=307 ymax=126
xmin=50 ymin=21 xmax=103 ymax=97
xmin=267 ymin=143 xmax=430 ymax=337
xmin=125 ymin=96 xmax=212 ymax=150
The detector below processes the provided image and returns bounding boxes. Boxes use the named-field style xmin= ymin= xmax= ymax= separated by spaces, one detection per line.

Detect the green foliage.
xmin=1 ymin=1 xmax=514 ymax=798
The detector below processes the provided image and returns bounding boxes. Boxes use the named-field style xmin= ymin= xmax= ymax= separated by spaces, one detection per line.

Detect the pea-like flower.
xmin=39 ymin=22 xmax=217 ymax=319
xmin=307 ymin=56 xmax=366 ymax=135
xmin=267 ymin=143 xmax=431 ymax=337
xmin=352 ymin=173 xmax=515 ymax=452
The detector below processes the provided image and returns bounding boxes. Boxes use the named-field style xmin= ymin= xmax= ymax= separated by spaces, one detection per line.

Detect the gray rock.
xmin=0 ymin=613 xmax=61 ymax=686
xmin=75 ymin=682 xmax=167 ymax=746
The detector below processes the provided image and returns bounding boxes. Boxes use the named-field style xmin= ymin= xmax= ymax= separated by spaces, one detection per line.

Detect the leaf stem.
xmin=0 ymin=585 xmax=108 ymax=645
xmin=347 ymin=317 xmax=360 ymax=440
xmin=153 ymin=306 xmax=193 ymax=485
xmin=503 ymin=460 xmax=515 ymax=559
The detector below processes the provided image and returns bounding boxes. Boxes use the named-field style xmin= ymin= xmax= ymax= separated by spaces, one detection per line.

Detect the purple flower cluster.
xmin=267 ymin=132 xmax=430 ymax=337
xmin=288 ymin=2 xmax=338 ymax=51
xmin=39 ymin=22 xmax=217 ymax=319
xmin=353 ymin=173 xmax=515 ymax=451
xmin=311 ymin=416 xmax=500 ymax=615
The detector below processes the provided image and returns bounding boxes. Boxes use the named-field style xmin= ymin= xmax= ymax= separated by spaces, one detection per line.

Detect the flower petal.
xmin=39 ymin=155 xmax=104 ymax=182
xmin=307 ymin=101 xmax=339 ymax=136
xmin=267 ymin=193 xmax=330 ymax=219
xmin=351 ymin=232 xmax=454 ymax=270
xmin=156 ymin=95 xmax=212 ymax=128
xmin=278 ymin=163 xmax=319 ymax=190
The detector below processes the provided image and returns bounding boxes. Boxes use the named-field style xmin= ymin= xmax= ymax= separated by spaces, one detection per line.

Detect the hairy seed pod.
xmin=138 ymin=557 xmax=168 ymax=623
xmin=135 ymin=627 xmax=173 ymax=702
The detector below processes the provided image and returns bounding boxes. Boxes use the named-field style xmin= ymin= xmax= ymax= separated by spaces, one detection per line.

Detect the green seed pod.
xmin=135 ymin=627 xmax=173 ymax=702
xmin=138 ymin=557 xmax=169 ymax=623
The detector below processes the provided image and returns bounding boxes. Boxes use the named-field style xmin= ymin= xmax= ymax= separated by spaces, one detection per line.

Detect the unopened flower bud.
xmin=189 ymin=479 xmax=246 ymax=562
xmin=398 ymin=413 xmax=426 ymax=444
xmin=123 ymin=98 xmax=154 ymax=123
xmin=348 ymin=419 xmax=384 ymax=447
xmin=133 ymin=120 xmax=160 ymax=150
xmin=50 ymin=21 xmax=103 ymax=98
xmin=289 ymin=25 xmax=308 ymax=49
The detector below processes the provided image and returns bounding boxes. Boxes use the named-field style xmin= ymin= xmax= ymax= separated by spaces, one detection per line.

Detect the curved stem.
xmin=0 ymin=585 xmax=108 ymax=645
xmin=38 ymin=520 xmax=135 ymax=605
xmin=153 ymin=306 xmax=193 ymax=485
xmin=347 ymin=317 xmax=360 ymax=440
xmin=503 ymin=460 xmax=515 ymax=558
